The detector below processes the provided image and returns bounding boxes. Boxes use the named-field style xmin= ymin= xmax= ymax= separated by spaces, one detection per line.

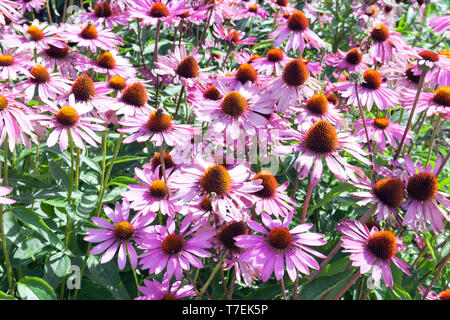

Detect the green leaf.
xmin=308 ymin=183 xmax=355 ymax=214
xmin=11 ymin=207 xmax=70 ymax=254
xmin=17 ymin=277 xmax=57 ymax=300
xmin=300 ymin=270 xmax=353 ymax=300
xmin=48 ymin=158 xmax=71 ymax=192
xmin=0 ymin=290 xmax=17 ymax=300
xmin=106 ymin=155 xmax=147 ymax=167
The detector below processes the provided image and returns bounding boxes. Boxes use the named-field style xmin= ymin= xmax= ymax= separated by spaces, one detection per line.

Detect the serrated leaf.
xmin=17 ymin=277 xmax=56 ymax=300
xmin=11 ymin=207 xmax=70 ymax=254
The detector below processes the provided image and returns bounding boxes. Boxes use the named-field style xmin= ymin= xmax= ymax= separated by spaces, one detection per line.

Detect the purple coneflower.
xmin=84 ymin=199 xmax=155 ymax=270
xmin=138 ymin=214 xmax=214 ymax=280
xmin=17 ymin=0 xmax=46 ymax=13
xmin=325 ymin=48 xmax=371 ymax=72
xmin=428 ymin=15 xmax=450 ymax=35
xmin=80 ymin=49 xmax=137 ymax=79
xmin=213 ymin=24 xmax=256 ymax=47
xmin=129 ymin=0 xmax=186 ymax=27
xmin=76 ymin=1 xmax=130 ymax=29
xmin=234 ymin=213 xmax=327 ymax=282
xmin=402 ymin=86 xmax=450 ymax=118
xmin=0 ymin=49 xmax=33 ymax=80
xmin=251 ymin=48 xmax=292 ymax=76
xmin=135 ymin=274 xmax=196 ymax=300
xmin=0 ymin=179 xmax=15 ymax=205
xmin=336 ymin=220 xmax=411 ymax=289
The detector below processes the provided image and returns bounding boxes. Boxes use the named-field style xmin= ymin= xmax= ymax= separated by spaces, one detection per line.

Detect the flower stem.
xmin=126 ymin=244 xmax=140 ymax=297
xmin=67 ymin=130 xmax=75 ymax=205
xmin=436 ymin=151 xmax=450 ymax=177
xmin=0 ymin=204 xmax=14 ymax=293
xmin=174 ymin=85 xmax=185 ymax=119
xmin=301 ymin=179 xmax=314 ymax=224
xmin=393 ymin=71 xmax=426 ymax=162
xmin=199 ymin=3 xmax=214 ymax=46
xmin=3 ymin=140 xmax=8 ymax=186
xmin=425 ymin=115 xmax=441 ymax=168
xmin=331 ymin=269 xmax=361 ymax=300
xmin=196 ymin=250 xmax=228 ymax=300
xmin=149 ymin=20 xmax=162 ymax=74
xmin=422 ymin=252 xmax=450 ymax=300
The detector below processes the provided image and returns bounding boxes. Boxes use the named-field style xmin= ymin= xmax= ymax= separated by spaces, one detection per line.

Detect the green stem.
xmin=196 ymin=250 xmax=228 ymax=300
xmin=127 ymin=243 xmax=140 ymax=297
xmin=0 ymin=205 xmax=14 ymax=293
xmin=3 ymin=140 xmax=8 ymax=186
xmin=425 ymin=115 xmax=441 ymax=168
xmin=67 ymin=130 xmax=75 ymax=205
xmin=75 ymin=148 xmax=80 ymax=191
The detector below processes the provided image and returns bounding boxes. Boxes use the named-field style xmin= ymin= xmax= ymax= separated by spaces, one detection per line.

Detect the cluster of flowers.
xmin=0 ymin=0 xmax=449 ymax=300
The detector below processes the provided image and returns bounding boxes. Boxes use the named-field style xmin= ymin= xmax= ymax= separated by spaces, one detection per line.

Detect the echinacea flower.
xmin=276 ymin=120 xmax=371 ymax=186
xmin=138 ymin=214 xmax=214 ymax=280
xmin=17 ymin=0 xmax=46 ymax=13
xmin=336 ymin=219 xmax=411 ymax=289
xmin=76 ymin=1 xmax=130 ymax=29
xmin=194 ymin=81 xmax=273 ymax=140
xmin=38 ymin=42 xmax=87 ymax=80
xmin=16 ymin=64 xmax=72 ymax=104
xmin=80 ymin=49 xmax=137 ymax=79
xmin=353 ymin=116 xmax=412 ymax=154
xmin=129 ymin=0 xmax=186 ymax=27
xmin=59 ymin=22 xmax=122 ymax=53
xmin=36 ymin=102 xmax=105 ymax=151
xmin=401 ymin=155 xmax=450 ymax=233
xmin=122 ymin=166 xmax=181 ymax=218
xmin=0 ymin=178 xmax=15 ymax=205
xmin=169 ymin=156 xmax=263 ymax=221
xmin=217 ymin=62 xmax=270 ymax=90
xmin=135 ymin=274 xmax=196 ymax=300
xmin=213 ymin=24 xmax=256 ymax=47
xmin=251 ymin=48 xmax=292 ymax=76
xmin=251 ymin=170 xmax=298 ymax=218
xmin=108 ymin=80 xmax=153 ymax=116
xmin=0 ymin=87 xmax=38 ymax=151
xmin=238 ymin=3 xmax=269 ymax=20
xmin=84 ymin=199 xmax=155 ymax=270
xmin=418 ymin=285 xmax=450 ymax=300
xmin=337 ymin=69 xmax=400 ymax=110
xmin=0 ymin=0 xmax=20 ymax=26
xmin=350 ymin=167 xmax=405 ymax=226
xmin=234 ymin=213 xmax=327 ymax=282
xmin=3 ymin=19 xmax=65 ymax=51
xmin=0 ymin=49 xmax=33 ymax=80
xmin=294 ymin=93 xmax=344 ymax=130
xmin=270 ymin=10 xmax=326 ymax=54
xmin=255 ymin=58 xmax=321 ymax=113
xmin=402 ymin=86 xmax=450 ymax=118
xmin=325 ymin=48 xmax=371 ymax=72
xmin=155 ymin=45 xmax=208 ymax=87
xmin=428 ymin=15 xmax=450 ymax=36
xmin=118 ymin=109 xmax=194 ymax=147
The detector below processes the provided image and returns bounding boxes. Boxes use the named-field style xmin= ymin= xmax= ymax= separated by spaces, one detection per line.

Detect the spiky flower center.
xmin=149 ymin=2 xmax=169 ymax=17
xmin=204 ymin=85 xmax=222 ymax=101
xmin=439 ymin=290 xmax=450 ymax=300
xmin=221 ymin=91 xmax=248 ymax=117
xmin=370 ymin=24 xmax=389 ymax=42
xmin=80 ymin=23 xmax=98 ymax=39
xmin=149 ymin=179 xmax=169 ymax=200
xmin=121 ymin=82 xmax=148 ymax=107
xmin=151 ymin=152 xmax=176 ymax=171
xmin=56 ymin=106 xmax=79 ymax=127
xmin=282 ymin=59 xmax=309 ymax=87
xmin=438 ymin=50 xmax=450 ymax=59
xmin=200 ymin=164 xmax=232 ymax=196
xmin=0 ymin=55 xmax=14 ymax=66
xmin=228 ymin=30 xmax=241 ymax=43
xmin=162 ymin=293 xmax=176 ymax=300
xmin=276 ymin=0 xmax=288 ymax=6
xmin=373 ymin=117 xmax=389 ymax=129
xmin=94 ymin=1 xmax=113 ymax=18
xmin=108 ymin=76 xmax=126 ymax=90
xmin=419 ymin=50 xmax=439 ymax=62
xmin=72 ymin=74 xmax=96 ymax=102
xmin=252 ymin=170 xmax=278 ymax=198
xmin=268 ymin=227 xmax=292 ymax=250
xmin=287 ymin=11 xmax=309 ymax=31
xmin=146 ymin=111 xmax=173 ymax=133
xmin=97 ymin=52 xmax=116 ymax=69
xmin=30 ymin=65 xmax=50 ymax=83
xmin=267 ymin=48 xmax=283 ymax=62
xmin=366 ymin=6 xmax=378 ymax=17
xmin=432 ymin=87 xmax=450 ymax=107
xmin=405 ymin=63 xmax=420 ymax=83
xmin=361 ymin=69 xmax=382 ymax=90
xmin=366 ymin=230 xmax=397 ymax=260
xmin=45 ymin=43 xmax=69 ymax=59
xmin=248 ymin=54 xmax=260 ymax=64
xmin=345 ymin=48 xmax=363 ymax=65
xmin=218 ymin=221 xmax=248 ymax=251
xmin=113 ymin=221 xmax=135 ymax=241
xmin=26 ymin=25 xmax=44 ymax=41
xmin=407 ymin=172 xmax=438 ymax=202
xmin=365 ymin=220 xmax=381 ymax=231
xmin=306 ymin=94 xmax=329 ymax=115
xmin=199 ymin=195 xmax=213 ymax=212
xmin=0 ymin=96 xmax=8 ymax=110
xmin=235 ymin=63 xmax=257 ymax=84
xmin=326 ymin=93 xmax=339 ymax=105
xmin=248 ymin=5 xmax=258 ymax=12
xmin=175 ymin=55 xmax=199 ymax=79
xmin=162 ymin=234 xmax=184 ymax=255
xmin=304 ymin=120 xmax=338 ymax=154
xmin=373 ymin=177 xmax=405 ymax=208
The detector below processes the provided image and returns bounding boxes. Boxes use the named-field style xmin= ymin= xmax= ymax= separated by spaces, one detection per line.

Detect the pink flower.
xmin=270 ymin=10 xmax=326 ymax=54
xmin=118 ymin=109 xmax=194 ymax=147
xmin=0 ymin=49 xmax=33 ymax=81
xmin=402 ymin=86 xmax=450 ymax=118
xmin=79 ymin=49 xmax=137 ymax=79
xmin=138 ymin=214 xmax=214 ymax=280
xmin=84 ymin=199 xmax=155 ymax=270
xmin=336 ymin=220 xmax=411 ymax=289
xmin=0 ymin=0 xmax=20 ymax=26
xmin=75 ymin=1 xmax=130 ymax=29
xmin=129 ymin=0 xmax=187 ymax=27
xmin=213 ymin=24 xmax=256 ymax=46
xmin=251 ymin=48 xmax=292 ymax=76
xmin=0 ymin=179 xmax=15 ymax=205
xmin=17 ymin=0 xmax=46 ymax=13
xmin=234 ymin=213 xmax=327 ymax=282
xmin=122 ymin=166 xmax=181 ymax=218
xmin=135 ymin=274 xmax=196 ymax=300
xmin=401 ymin=155 xmax=450 ymax=233
xmin=428 ymin=15 xmax=450 ymax=35
xmin=325 ymin=48 xmax=371 ymax=73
